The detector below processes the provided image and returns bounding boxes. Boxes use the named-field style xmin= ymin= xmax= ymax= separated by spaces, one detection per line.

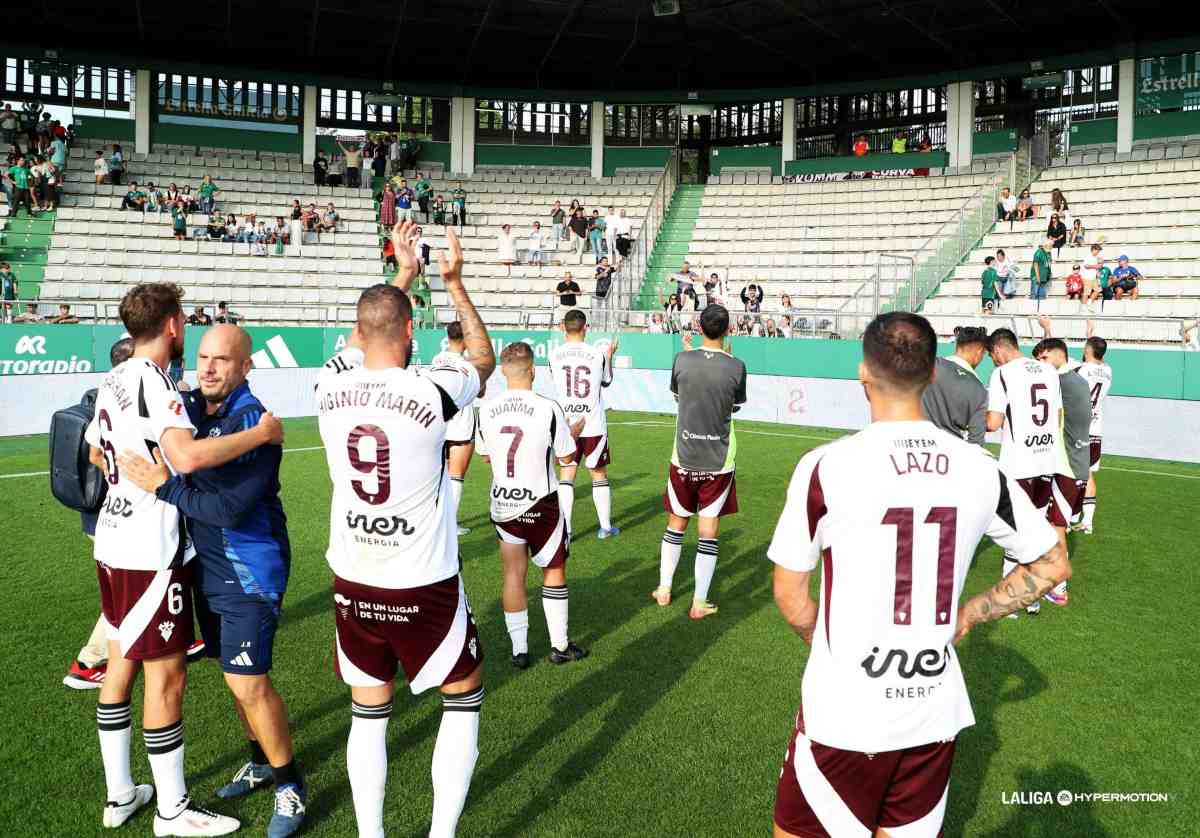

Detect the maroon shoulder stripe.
xmin=806 ymin=459 xmax=827 ymax=540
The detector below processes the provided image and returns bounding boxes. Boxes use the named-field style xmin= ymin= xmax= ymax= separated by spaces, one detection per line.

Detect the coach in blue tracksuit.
xmin=118 ymin=324 xmax=305 ymax=838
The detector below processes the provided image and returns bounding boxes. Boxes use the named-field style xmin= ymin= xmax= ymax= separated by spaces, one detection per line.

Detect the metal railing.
xmin=614 ymin=149 xmax=679 ymax=324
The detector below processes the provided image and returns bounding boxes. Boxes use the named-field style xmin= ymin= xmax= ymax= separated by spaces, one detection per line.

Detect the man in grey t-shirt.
xmin=921 ymin=326 xmax=989 ymax=445
xmin=654 ymin=305 xmax=747 ymax=621
xmin=1035 ymin=336 xmax=1091 ymax=607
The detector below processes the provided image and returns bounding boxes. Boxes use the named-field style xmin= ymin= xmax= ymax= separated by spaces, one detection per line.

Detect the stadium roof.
xmin=7 ymin=0 xmax=1197 ymax=98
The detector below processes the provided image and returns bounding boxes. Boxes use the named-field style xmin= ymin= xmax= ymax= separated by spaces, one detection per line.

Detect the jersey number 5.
xmin=881 ymin=507 xmax=957 ymax=625
xmin=347 ymin=424 xmax=391 ymax=505
xmin=1030 ymin=383 xmax=1049 ymax=427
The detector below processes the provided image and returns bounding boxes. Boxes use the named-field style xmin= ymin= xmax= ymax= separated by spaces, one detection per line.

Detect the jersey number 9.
xmin=347 ymin=424 xmax=391 ymax=505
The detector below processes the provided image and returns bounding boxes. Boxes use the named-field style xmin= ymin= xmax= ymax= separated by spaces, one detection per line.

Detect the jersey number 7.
xmin=882 ymin=507 xmax=957 ymax=625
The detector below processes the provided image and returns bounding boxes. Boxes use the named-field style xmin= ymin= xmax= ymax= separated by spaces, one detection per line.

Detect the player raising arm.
xmin=768 ymin=312 xmax=1069 ymax=838
xmin=434 ymin=322 xmax=484 ymax=536
xmin=477 ymin=341 xmax=589 ymax=668
xmin=84 ymin=283 xmax=281 ymax=836
xmin=315 ymin=225 xmax=493 ymax=838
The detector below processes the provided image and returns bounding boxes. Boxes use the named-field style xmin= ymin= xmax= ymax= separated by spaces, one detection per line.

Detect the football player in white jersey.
xmin=768 ymin=312 xmax=1069 ymax=838
xmin=1075 ymin=332 xmax=1112 ymax=534
xmin=549 ymin=309 xmax=620 ymax=539
xmin=315 ymin=225 xmax=496 ymax=838
xmin=433 ymin=321 xmax=482 ymax=537
xmin=477 ymin=341 xmax=589 ymax=668
xmin=985 ymin=327 xmax=1063 ymax=616
xmin=85 ymin=282 xmax=283 ymax=836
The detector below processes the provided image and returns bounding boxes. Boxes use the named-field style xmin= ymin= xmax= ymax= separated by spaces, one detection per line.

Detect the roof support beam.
xmin=879 ymin=1 xmax=955 ymax=58
xmin=461 ymin=0 xmax=497 ymax=84
xmin=385 ymin=0 xmax=411 ymax=72
xmin=307 ymin=0 xmax=322 ymax=57
xmin=536 ymin=0 xmax=585 ymax=87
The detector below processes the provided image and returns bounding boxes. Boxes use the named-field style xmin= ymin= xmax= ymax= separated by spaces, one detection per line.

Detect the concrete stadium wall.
xmin=709 ymin=145 xmax=783 ymax=176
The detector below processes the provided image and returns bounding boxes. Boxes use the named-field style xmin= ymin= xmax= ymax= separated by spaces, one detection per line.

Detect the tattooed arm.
xmin=437 ymin=226 xmax=496 ymax=386
xmin=954 ymin=541 xmax=1070 ymax=643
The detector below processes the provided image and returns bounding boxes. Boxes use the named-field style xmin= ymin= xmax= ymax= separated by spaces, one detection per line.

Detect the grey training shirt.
xmin=670 ymin=347 xmax=747 ymax=473
xmin=921 ymin=356 xmax=988 ymax=445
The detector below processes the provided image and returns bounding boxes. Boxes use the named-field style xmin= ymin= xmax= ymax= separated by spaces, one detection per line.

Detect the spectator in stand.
xmin=371 ymin=143 xmax=387 ymax=180
xmin=1070 ymin=218 xmax=1086 ymax=247
xmin=413 ymin=226 xmax=431 ymax=273
xmin=6 ymin=153 xmax=33 ymax=217
xmin=613 ymin=209 xmax=633 ymax=265
xmin=92 ymin=149 xmax=108 ymax=184
xmin=198 ymin=174 xmax=218 ymax=214
xmin=338 ymin=140 xmax=363 ymax=188
xmin=661 ymin=291 xmax=683 ymax=333
xmin=187 ymin=305 xmax=213 ymax=326
xmin=381 ymin=236 xmax=398 ymax=271
xmin=1097 ymin=260 xmax=1115 ymax=304
xmin=205 ymin=216 xmax=225 ymax=240
xmin=50 ymin=303 xmax=80 ymax=324
xmin=49 ymin=131 xmax=65 ymax=170
xmin=273 ymin=216 xmax=290 ymax=245
xmin=146 ymin=182 xmax=167 ymax=214
xmin=1015 ymin=188 xmax=1036 ymax=221
xmin=414 ymin=172 xmax=433 ymax=219
xmin=1030 ymin=237 xmax=1054 ymax=300
xmin=327 ymin=153 xmax=344 ymax=187
xmin=780 ymin=293 xmax=801 ymax=315
xmin=551 ymin=201 xmax=566 ymax=240
xmin=171 ymin=201 xmax=188 ymax=240
xmin=853 ymin=135 xmax=869 ymax=156
xmin=179 ymin=185 xmax=198 ymax=213
xmin=497 ymin=224 xmax=518 ymax=270
xmin=1050 ymin=188 xmax=1070 ymax=223
xmin=379 ymin=183 xmax=397 ymax=229
xmin=594 ymin=257 xmax=616 ymax=315
xmin=214 ymin=301 xmax=239 ymax=324
xmin=917 ymin=134 xmax=933 ymax=152
xmin=1065 ymin=264 xmax=1084 ymax=301
xmin=527 ymin=222 xmax=545 ymax=265
xmin=1082 ymin=243 xmax=1103 ymax=307
xmin=432 ymin=195 xmax=447 ymax=225
xmin=994 ymin=248 xmax=1019 ymax=298
xmin=981 ymin=256 xmax=1000 ymax=314
xmin=568 ymin=207 xmax=589 ymax=264
xmin=0 ymin=262 xmax=18 ymax=322
xmin=108 ymin=144 xmax=124 ymax=185
xmin=396 ymin=180 xmax=415 ymax=222
xmin=302 ymin=203 xmax=319 ymax=232
xmin=221 ymin=214 xmax=241 ymax=242
xmin=604 ymin=206 xmax=619 ymax=262
xmin=290 ymin=199 xmax=303 ymax=221
xmin=386 ymin=135 xmax=401 ymax=176
xmin=1112 ymin=255 xmax=1142 ymax=299
xmin=120 ymin=181 xmax=147 ymax=212
xmin=996 ymin=186 xmax=1016 ymax=221
xmin=891 ymin=133 xmax=908 ymax=153
xmin=0 ymin=104 xmax=17 ymax=147
xmin=780 ymin=315 xmax=795 ymax=338
xmin=705 ymin=272 xmax=727 ymax=307
xmin=587 ymin=210 xmax=606 ymax=263
xmin=451 ymin=182 xmax=468 ymax=225
xmin=647 ymin=312 xmax=666 ymax=334
xmin=674 ymin=261 xmax=700 ymax=309
xmin=313 ymin=148 xmax=328 ymax=186
xmin=556 ymin=272 xmax=581 ymax=307
xmin=741 ymin=281 xmax=764 ymax=313
xmin=764 ymin=318 xmax=782 ymax=338
xmin=320 ymin=202 xmax=339 ymax=232
xmin=1047 ymin=212 xmax=1067 ymax=256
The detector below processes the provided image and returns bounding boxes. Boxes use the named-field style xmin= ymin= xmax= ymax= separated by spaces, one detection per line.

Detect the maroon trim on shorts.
xmin=878 ymin=738 xmax=957 ymax=830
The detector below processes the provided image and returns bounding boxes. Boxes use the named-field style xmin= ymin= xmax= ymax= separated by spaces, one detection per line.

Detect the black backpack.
xmin=49 ymin=389 xmax=107 ymax=512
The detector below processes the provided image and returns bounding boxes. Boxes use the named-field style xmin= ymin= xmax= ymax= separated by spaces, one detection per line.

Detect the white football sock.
xmin=347 ymin=701 xmax=391 ymax=838
xmin=557 ymin=480 xmax=575 ymax=535
xmin=144 ymin=720 xmax=186 ymax=817
xmin=450 ymin=476 xmax=464 ymax=518
xmin=592 ymin=480 xmax=612 ymax=531
xmin=430 ymin=688 xmax=483 ymax=838
xmin=541 ymin=585 xmax=569 ymax=651
xmin=97 ymin=701 xmax=134 ymax=802
xmin=1082 ymin=497 xmax=1096 ymax=528
xmin=504 ymin=609 xmax=529 ymax=656
xmin=659 ymin=528 xmax=684 ymax=590
xmin=1002 ymin=556 xmax=1017 ymax=579
xmin=694 ymin=538 xmax=718 ymax=603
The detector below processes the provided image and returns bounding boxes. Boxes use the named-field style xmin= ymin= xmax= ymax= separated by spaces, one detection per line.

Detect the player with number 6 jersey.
xmin=549 ymin=309 xmax=620 ymax=539
xmin=769 ymin=312 xmax=1069 ymax=838
xmin=477 ymin=341 xmax=589 ymax=668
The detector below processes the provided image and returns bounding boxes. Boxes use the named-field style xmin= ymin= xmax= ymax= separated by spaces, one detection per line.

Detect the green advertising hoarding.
xmin=1137 ymin=53 xmax=1200 ymax=112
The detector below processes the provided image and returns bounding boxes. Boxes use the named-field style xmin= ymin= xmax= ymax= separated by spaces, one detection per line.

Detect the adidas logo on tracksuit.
xmin=229 ymin=651 xmax=254 ymax=667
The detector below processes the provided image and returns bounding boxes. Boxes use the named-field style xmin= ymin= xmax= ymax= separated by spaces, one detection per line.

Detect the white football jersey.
xmin=549 ymin=340 xmax=612 ymax=437
xmin=1075 ymin=360 xmax=1112 ymax=437
xmin=476 ymin=389 xmax=576 ymax=521
xmin=432 ymin=350 xmax=479 ymax=442
xmin=768 ymin=421 xmax=1058 ymax=753
xmin=987 ymin=357 xmax=1063 ymax=480
xmin=316 ymin=352 xmax=480 ymax=589
xmin=84 ymin=358 xmax=197 ymax=571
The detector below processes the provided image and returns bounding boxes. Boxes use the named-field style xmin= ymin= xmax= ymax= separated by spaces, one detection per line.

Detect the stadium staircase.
xmin=0 ymin=211 xmax=56 ymax=314
xmin=635 ymin=184 xmax=704 ymax=308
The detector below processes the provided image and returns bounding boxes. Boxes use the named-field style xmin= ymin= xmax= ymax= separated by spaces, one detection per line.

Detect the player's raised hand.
xmin=1037 ymin=314 xmax=1052 ymax=336
xmin=389 ymin=219 xmax=421 ymax=292
xmin=437 ymin=227 xmax=465 ymax=288
xmin=606 ymin=335 xmax=620 ymax=356
xmin=117 ymin=447 xmax=171 ymax=494
xmin=258 ymin=411 xmax=284 ymax=445
xmin=682 ymin=332 xmax=694 ymax=350
xmin=1086 ymin=319 xmax=1095 ymax=339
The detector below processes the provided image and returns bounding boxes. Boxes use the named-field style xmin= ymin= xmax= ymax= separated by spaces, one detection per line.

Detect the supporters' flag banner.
xmin=784 ymin=169 xmax=929 ymax=184
xmin=1137 ymin=53 xmax=1200 ymax=112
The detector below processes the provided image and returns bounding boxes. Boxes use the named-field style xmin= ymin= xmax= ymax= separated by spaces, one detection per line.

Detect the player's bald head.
xmin=356 ymin=284 xmax=413 ymax=343
xmin=199 ymin=323 xmax=251 ymax=362
xmin=862 ymin=312 xmax=936 ymax=396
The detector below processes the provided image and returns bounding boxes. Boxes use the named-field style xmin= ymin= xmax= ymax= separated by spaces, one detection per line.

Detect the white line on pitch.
xmin=0 ymin=444 xmax=327 ymax=480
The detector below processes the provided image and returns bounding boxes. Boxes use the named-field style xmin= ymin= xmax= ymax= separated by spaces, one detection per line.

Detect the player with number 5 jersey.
xmin=768 ymin=313 xmax=1069 ymax=838
xmin=549 ymin=309 xmax=620 ymax=539
xmin=315 ymin=221 xmax=496 ymax=838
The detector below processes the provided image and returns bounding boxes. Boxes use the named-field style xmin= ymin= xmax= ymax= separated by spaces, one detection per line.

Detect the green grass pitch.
xmin=0 ymin=410 xmax=1196 ymax=836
